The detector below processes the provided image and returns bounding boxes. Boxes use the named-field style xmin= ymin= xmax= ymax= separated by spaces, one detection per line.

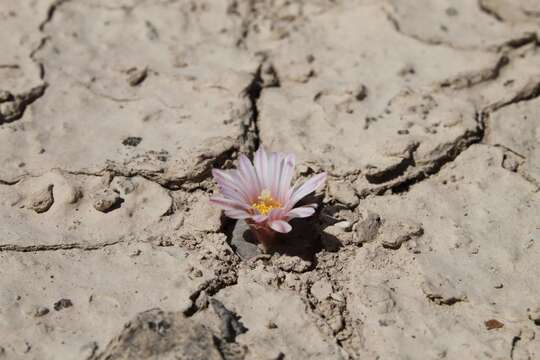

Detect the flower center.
xmin=252 ymin=189 xmax=282 ymax=215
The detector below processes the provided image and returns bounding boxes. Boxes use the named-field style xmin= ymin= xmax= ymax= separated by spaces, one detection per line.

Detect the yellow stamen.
xmin=252 ymin=189 xmax=282 ymax=215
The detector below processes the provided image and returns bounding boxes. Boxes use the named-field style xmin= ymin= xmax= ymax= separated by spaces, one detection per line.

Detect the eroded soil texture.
xmin=1 ymin=0 xmax=539 ymax=359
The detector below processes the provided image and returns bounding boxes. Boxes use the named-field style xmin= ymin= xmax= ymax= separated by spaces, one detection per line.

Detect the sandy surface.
xmin=1 ymin=0 xmax=539 ymax=359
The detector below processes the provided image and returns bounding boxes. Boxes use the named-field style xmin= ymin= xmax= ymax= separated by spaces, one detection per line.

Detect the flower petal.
xmin=267 ymin=207 xmax=287 ymax=222
xmin=212 ymin=169 xmax=251 ymax=202
xmin=224 ymin=209 xmax=251 ymax=219
xmin=212 ymin=168 xmax=236 ymax=189
xmin=238 ymin=154 xmax=261 ymax=196
xmin=269 ymin=220 xmax=292 ymax=233
xmin=287 ymin=172 xmax=327 ymax=208
xmin=268 ymin=151 xmax=280 ymax=196
xmin=251 ymin=214 xmax=267 ymax=223
xmin=210 ymin=196 xmax=251 ymax=212
xmin=287 ymin=206 xmax=316 ymax=220
xmin=254 ymin=147 xmax=269 ymax=191
xmin=277 ymin=153 xmax=295 ymax=203
xmin=218 ymin=188 xmax=242 ymax=203
xmin=230 ymin=169 xmax=258 ymax=202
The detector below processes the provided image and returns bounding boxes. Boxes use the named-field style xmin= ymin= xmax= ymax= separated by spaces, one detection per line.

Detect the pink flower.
xmin=210 ymin=147 xmax=326 ymax=248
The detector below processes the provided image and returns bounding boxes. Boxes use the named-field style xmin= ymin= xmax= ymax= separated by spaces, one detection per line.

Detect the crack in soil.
xmin=241 ymin=63 xmax=264 ymax=152
xmin=0 ymin=239 xmax=124 ymax=253
xmin=477 ymin=0 xmax=504 ymax=22
xmin=39 ymin=0 xmax=71 ymax=31
xmin=383 ymin=3 xmax=538 ymax=53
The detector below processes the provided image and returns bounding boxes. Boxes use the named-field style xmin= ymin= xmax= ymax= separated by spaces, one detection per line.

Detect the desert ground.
xmin=1 ymin=0 xmax=539 ymax=359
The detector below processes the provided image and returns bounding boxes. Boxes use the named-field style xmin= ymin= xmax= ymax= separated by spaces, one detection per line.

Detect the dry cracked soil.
xmin=1 ymin=0 xmax=540 ymax=359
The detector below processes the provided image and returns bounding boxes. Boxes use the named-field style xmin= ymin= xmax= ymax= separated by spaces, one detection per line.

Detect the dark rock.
xmin=122 ymin=137 xmax=143 ymax=147
xmin=34 ymin=306 xmax=50 ymax=317
xmin=54 ymin=299 xmax=73 ymax=311
xmin=127 ymin=67 xmax=148 ymax=87
xmin=91 ymin=309 xmax=230 ymax=360
xmin=484 ymin=319 xmax=504 ymax=330
xmin=230 ymin=220 xmax=262 ymax=260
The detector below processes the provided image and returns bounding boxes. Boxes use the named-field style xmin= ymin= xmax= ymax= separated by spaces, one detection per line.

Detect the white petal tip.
xmin=269 ymin=220 xmax=293 ymax=233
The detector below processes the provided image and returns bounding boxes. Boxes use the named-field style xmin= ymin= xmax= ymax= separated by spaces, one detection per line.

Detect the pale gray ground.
xmin=0 ymin=1 xmax=539 ymax=359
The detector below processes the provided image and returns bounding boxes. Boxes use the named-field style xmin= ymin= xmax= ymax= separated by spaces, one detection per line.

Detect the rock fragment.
xmin=27 ymin=184 xmax=54 ymax=213
xmin=484 ymin=319 xmax=504 ymax=330
xmin=33 ymin=306 xmax=50 ymax=317
xmin=353 ymin=209 xmax=381 ymax=245
xmin=93 ymin=309 xmax=224 ymax=360
xmin=53 ymin=298 xmax=73 ymax=311
xmin=0 ymin=84 xmax=47 ymax=124
xmin=126 ymin=67 xmax=148 ymax=86
xmin=230 ymin=220 xmax=262 ymax=260
xmin=380 ymin=220 xmax=423 ymax=250
xmin=92 ymin=188 xmax=123 ymax=213
xmin=122 ymin=137 xmax=142 ymax=147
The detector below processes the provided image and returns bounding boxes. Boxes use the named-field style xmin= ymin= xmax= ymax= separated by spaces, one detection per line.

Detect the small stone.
xmin=484 ymin=319 xmax=504 ymax=330
xmin=127 ymin=67 xmax=148 ymax=86
xmin=96 ymin=309 xmax=225 ymax=359
xmin=355 ymin=84 xmax=368 ymax=101
xmin=353 ymin=210 xmax=381 ymax=245
xmin=267 ymin=321 xmax=278 ymax=329
xmin=65 ymin=185 xmax=83 ymax=204
xmin=502 ymin=153 xmax=520 ymax=172
xmin=54 ymin=298 xmax=73 ymax=311
xmin=34 ymin=306 xmax=50 ymax=317
xmin=381 ymin=221 xmax=423 ymax=250
xmin=92 ymin=188 xmax=123 ymax=213
xmin=122 ymin=136 xmax=142 ymax=147
xmin=230 ymin=220 xmax=262 ymax=260
xmin=129 ymin=249 xmax=142 ymax=257
xmin=28 ymin=184 xmax=54 ymax=213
